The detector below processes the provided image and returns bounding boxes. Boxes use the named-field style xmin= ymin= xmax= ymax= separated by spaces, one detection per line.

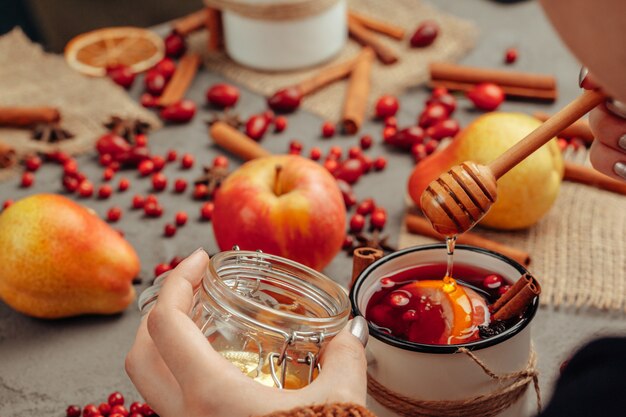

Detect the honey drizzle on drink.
xmin=442 ymin=236 xmax=457 ymax=293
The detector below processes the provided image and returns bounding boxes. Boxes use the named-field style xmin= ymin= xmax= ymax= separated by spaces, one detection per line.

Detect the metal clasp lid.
xmin=268 ymin=331 xmax=324 ymax=389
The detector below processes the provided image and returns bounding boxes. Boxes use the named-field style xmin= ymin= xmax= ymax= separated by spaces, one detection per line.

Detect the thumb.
xmin=312 ymin=317 xmax=369 ymax=404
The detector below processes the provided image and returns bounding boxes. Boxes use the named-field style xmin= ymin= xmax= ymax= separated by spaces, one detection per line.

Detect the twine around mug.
xmin=204 ymin=0 xmax=340 ymax=21
xmin=367 ymin=347 xmax=541 ymax=417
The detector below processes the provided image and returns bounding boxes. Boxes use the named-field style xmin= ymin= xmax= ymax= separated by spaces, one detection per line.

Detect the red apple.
xmin=213 ymin=155 xmax=346 ymax=271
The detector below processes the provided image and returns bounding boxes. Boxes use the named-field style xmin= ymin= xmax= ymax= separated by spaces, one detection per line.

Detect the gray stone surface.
xmin=1 ymin=0 xmax=625 ymax=415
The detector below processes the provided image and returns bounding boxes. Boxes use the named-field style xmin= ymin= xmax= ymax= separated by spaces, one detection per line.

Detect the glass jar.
xmin=139 ymin=248 xmax=350 ymax=389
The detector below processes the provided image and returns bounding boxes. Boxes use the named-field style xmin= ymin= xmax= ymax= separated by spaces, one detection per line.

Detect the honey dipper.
xmin=420 ymin=89 xmax=605 ymax=236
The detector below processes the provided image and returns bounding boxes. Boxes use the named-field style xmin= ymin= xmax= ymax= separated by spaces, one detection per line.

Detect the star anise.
xmin=104 ymin=116 xmax=151 ymax=144
xmin=194 ymin=165 xmax=230 ymax=197
xmin=0 ymin=141 xmax=16 ymax=168
xmin=31 ymin=122 xmax=74 ymax=143
xmin=344 ymin=229 xmax=397 ymax=256
xmin=206 ymin=109 xmax=243 ymax=129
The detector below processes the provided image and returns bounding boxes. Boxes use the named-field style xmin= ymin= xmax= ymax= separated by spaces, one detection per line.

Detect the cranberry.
xmin=20 ymin=171 xmax=34 ymax=187
xmin=371 ymin=207 xmax=387 ymax=229
xmin=200 ymin=202 xmax=214 ymax=220
xmin=274 ymin=116 xmax=288 ymax=132
xmin=153 ymin=57 xmax=176 ymax=79
xmin=309 ymin=147 xmax=322 ymax=161
xmin=267 ymin=87 xmax=302 ymax=113
xmin=106 ymin=65 xmax=135 ymax=89
xmin=140 ymin=93 xmax=158 ymax=108
xmin=46 ymin=151 xmax=70 ymax=164
xmin=335 ymin=159 xmax=364 ymax=185
xmin=337 ymin=179 xmax=357 ymax=209
xmin=152 ymin=173 xmax=168 ymax=191
xmin=505 ymin=47 xmax=518 ymax=64
xmin=245 ymin=114 xmax=270 ymax=141
xmin=98 ymin=184 xmax=113 ymax=199
xmin=373 ymin=156 xmax=387 ymax=171
xmin=410 ymin=21 xmax=439 ymax=47
xmin=498 ymin=284 xmax=512 ymax=296
xmin=132 ymin=195 xmax=145 ymax=209
xmin=144 ymin=70 xmax=167 ymax=96
xmin=99 ymin=153 xmax=114 ymax=166
xmin=356 ymin=198 xmax=376 ymax=215
xmin=467 ymin=83 xmax=505 ymax=111
xmin=426 ymin=93 xmax=457 ymax=115
xmin=321 ymin=121 xmax=335 ymax=138
xmin=110 ymin=405 xmax=128 ymax=417
xmin=181 ymin=153 xmax=194 ymax=169
xmin=2 ymin=199 xmax=13 ymax=210
xmin=323 ymin=159 xmax=339 ymax=174
xmin=213 ymin=155 xmax=229 ymax=168
xmin=342 ymin=235 xmax=354 ymax=249
xmin=289 ymin=140 xmax=303 ymax=154
xmin=160 ymin=100 xmax=196 ymax=123
xmin=164 ymin=31 xmax=187 ymax=58
xmin=385 ymin=126 xmax=425 ymax=149
xmin=154 ymin=263 xmax=172 ymax=277
xmin=384 ymin=116 xmax=398 ymax=128
xmin=418 ymin=103 xmax=449 ymax=128
xmin=329 ymin=146 xmax=342 ymax=158
xmin=348 ymin=146 xmax=362 ymax=159
xmin=426 ymin=119 xmax=460 ymax=140
xmin=193 ymin=184 xmax=209 ymax=200
xmin=402 ymin=309 xmax=419 ymax=321
xmin=349 ymin=213 xmax=366 ymax=233
xmin=118 ymin=178 xmax=130 ymax=192
xmin=148 ymin=156 xmax=164 ymax=173
xmin=96 ymin=133 xmax=131 ymax=157
xmin=136 ymin=160 xmax=153 ymax=177
xmin=360 ymin=134 xmax=373 ymax=150
xmin=103 ymin=167 xmax=115 ymax=181
xmin=105 ymin=206 xmax=121 ymax=222
xmin=411 ymin=143 xmax=428 ymax=162
xmin=129 ymin=402 xmax=143 ymax=415
xmin=358 ymin=154 xmax=373 ymax=173
xmin=389 ymin=292 xmax=409 ymax=307
xmin=375 ymin=95 xmax=399 ymax=118
xmin=431 ymin=86 xmax=449 ymax=99
xmin=63 ymin=160 xmax=78 ymax=176
xmin=83 ymin=404 xmax=99 ymax=417
xmin=263 ymin=110 xmax=275 ymax=123
xmin=173 ymin=178 xmax=187 ymax=193
xmin=164 ymin=223 xmax=177 ymax=237
xmin=24 ymin=155 xmax=42 ymax=171
xmin=141 ymin=404 xmax=156 ymax=417
xmin=144 ymin=201 xmax=163 ymax=218
xmin=206 ymin=83 xmax=240 ymax=107
xmin=175 ymin=211 xmax=188 ymax=226
xmin=424 ymin=140 xmax=438 ymax=155
xmin=484 ymin=274 xmax=504 ymax=290
xmin=166 ymin=149 xmax=177 ymax=162
xmin=117 ymin=146 xmax=150 ymax=167
xmin=66 ymin=405 xmax=81 ymax=417
xmin=78 ymin=180 xmax=94 ymax=197
xmin=382 ymin=126 xmax=397 ymax=141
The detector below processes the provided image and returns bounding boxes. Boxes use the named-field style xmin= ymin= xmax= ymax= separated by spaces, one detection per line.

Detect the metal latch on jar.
xmin=268 ymin=331 xmax=324 ymax=389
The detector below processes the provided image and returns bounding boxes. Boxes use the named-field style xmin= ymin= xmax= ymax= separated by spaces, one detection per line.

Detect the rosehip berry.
xmin=431 ymin=86 xmax=448 ymax=99
xmin=289 ymin=140 xmax=303 ymax=154
xmin=385 ymin=126 xmax=425 ymax=149
xmin=2 ymin=199 xmax=13 ymax=210
xmin=498 ymin=284 xmax=512 ymax=296
xmin=99 ymin=153 xmax=114 ymax=166
xmin=483 ymin=274 xmax=504 ymax=290
xmin=334 ymin=158 xmax=364 ymax=185
xmin=108 ymin=392 xmax=125 ymax=406
xmin=141 ymin=404 xmax=156 ymax=417
xmin=356 ymin=198 xmax=376 ymax=216
xmin=382 ymin=126 xmax=397 ymax=141
xmin=323 ymin=158 xmax=339 ymax=174
xmin=46 ymin=150 xmax=70 ymax=164
xmin=63 ymin=159 xmax=78 ymax=175
xmin=98 ymin=184 xmax=113 ymax=199
xmin=321 ymin=121 xmax=335 ymax=138
xmin=164 ymin=31 xmax=186 ymax=58
xmin=411 ymin=143 xmax=428 ymax=162
xmin=193 ymin=184 xmax=209 ymax=200
xmin=138 ymin=160 xmax=154 ymax=176
xmin=370 ymin=208 xmax=387 ymax=229
xmin=418 ymin=103 xmax=449 ymax=128
xmin=66 ymin=405 xmax=81 ymax=417
xmin=206 ymin=83 xmax=240 ymax=108
xmin=98 ymin=403 xmax=111 ymax=416
xmin=557 ymin=138 xmax=568 ymax=152
xmin=200 ymin=202 xmax=214 ymax=220
xmin=103 ymin=167 xmax=115 ymax=181
xmin=151 ymin=173 xmax=168 ymax=191
xmin=274 ymin=116 xmax=288 ymax=132
xmin=169 ymin=256 xmax=182 ymax=268
xmin=155 ymin=263 xmax=172 ymax=277
xmin=348 ymin=146 xmax=362 ymax=159
xmin=132 ymin=194 xmax=145 ymax=209
xmin=144 ymin=70 xmax=167 ymax=96
xmin=129 ymin=402 xmax=143 ymax=414
xmin=424 ymin=140 xmax=438 ymax=155
xmin=212 ymin=155 xmax=229 ymax=168
xmin=144 ymin=201 xmax=163 ymax=217
xmin=110 ymin=405 xmax=129 ymax=417
xmin=349 ymin=213 xmax=366 ymax=233
xmin=410 ymin=21 xmax=439 ymax=47
xmin=467 ymin=83 xmax=505 ymax=111
xmin=174 ymin=178 xmax=188 ymax=193
xmin=78 ymin=180 xmax=94 ymax=197
xmin=384 ymin=116 xmax=398 ymax=128
xmin=166 ymin=149 xmax=177 ymax=162
xmin=360 ymin=134 xmax=373 ymax=150
xmin=309 ymin=147 xmax=322 ymax=161
xmin=245 ymin=114 xmax=270 ymax=141
xmin=375 ymin=95 xmax=399 ymax=118
xmin=140 ymin=93 xmax=158 ymax=108
xmin=154 ymin=57 xmax=176 ymax=79
xmin=505 ymin=47 xmax=518 ymax=64
xmin=426 ymin=119 xmax=460 ymax=140
xmin=107 ymin=207 xmax=122 ymax=222
xmin=358 ymin=154 xmax=373 ymax=173
xmin=329 ymin=146 xmax=342 ymax=158
xmin=336 ymin=179 xmax=355 ymax=209
xmin=20 ymin=171 xmax=34 ymax=187
xmin=118 ymin=178 xmax=130 ymax=192
xmin=106 ymin=65 xmax=135 ymax=89
xmin=160 ymin=100 xmax=196 ymax=123
xmin=164 ymin=223 xmax=177 ymax=237
xmin=181 ymin=153 xmax=194 ymax=169
xmin=175 ymin=211 xmax=188 ymax=226
xmin=267 ymin=86 xmax=302 ymax=113
xmin=342 ymin=235 xmax=354 ymax=249
xmin=373 ymin=156 xmax=387 ymax=171
xmin=24 ymin=155 xmax=42 ymax=171
xmin=83 ymin=404 xmax=99 ymax=417
xmin=151 ymin=155 xmax=166 ymax=172
xmin=426 ymin=93 xmax=457 ymax=115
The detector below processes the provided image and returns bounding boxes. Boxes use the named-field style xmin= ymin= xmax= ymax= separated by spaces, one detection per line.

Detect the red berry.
xmin=274 ymin=116 xmax=288 ymax=132
xmin=164 ymin=223 xmax=177 ymax=237
xmin=382 ymin=126 xmax=397 ymax=141
xmin=329 ymin=145 xmax=342 ymax=158
xmin=108 ymin=392 xmax=125 ymax=406
xmin=140 ymin=93 xmax=158 ymax=108
xmin=348 ymin=146 xmax=362 ymax=159
xmin=323 ymin=158 xmax=339 ymax=174
xmin=103 ymin=167 xmax=115 ymax=181
xmin=375 ymin=95 xmax=399 ymax=118
xmin=98 ymin=403 xmax=111 ymax=416
xmin=129 ymin=403 xmax=143 ymax=414
xmin=245 ymin=114 xmax=270 ymax=141
xmin=160 ymin=100 xmax=196 ymax=123
xmin=96 ymin=133 xmax=132 ymax=158
xmin=267 ymin=87 xmax=302 ymax=113
xmin=181 ymin=153 xmax=194 ymax=169
xmin=358 ymin=154 xmax=373 ymax=173
xmin=321 ymin=121 xmax=335 ymax=138
xmin=141 ymin=404 xmax=156 ymax=417
xmin=426 ymin=93 xmax=457 ymax=115
xmin=402 ymin=309 xmax=419 ymax=321
xmin=389 ymin=292 xmax=409 ymax=307
xmin=467 ymin=83 xmax=505 ymax=111
xmin=154 ymin=263 xmax=172 ymax=277
xmin=63 ymin=159 xmax=78 ymax=175
xmin=384 ymin=116 xmax=398 ymax=128
xmin=483 ymin=274 xmax=504 ymax=290
xmin=424 ymin=140 xmax=438 ymax=155
xmin=2 ymin=199 xmax=13 ymax=210
xmin=144 ymin=70 xmax=167 ymax=96
xmin=193 ymin=184 xmax=209 ymax=200
xmin=371 ymin=207 xmax=387 ymax=229
xmin=336 ymin=179 xmax=356 ymax=209
xmin=342 ymin=235 xmax=354 ymax=249
xmin=117 ymin=178 xmax=130 ymax=192
xmin=200 ymin=202 xmax=214 ymax=220
xmin=78 ymin=180 xmax=94 ymax=197
xmin=110 ymin=405 xmax=128 ymax=417
xmin=498 ymin=284 xmax=512 ymax=296
xmin=557 ymin=138 xmax=568 ymax=152
xmin=24 ymin=155 xmax=42 ymax=171
xmin=213 ymin=155 xmax=229 ymax=168
xmin=349 ymin=213 xmax=366 ymax=233
xmin=152 ymin=173 xmax=168 ymax=191
xmin=170 ymin=256 xmax=183 ymax=268
xmin=148 ymin=156 xmax=164 ymax=173
xmin=206 ymin=83 xmax=240 ymax=107
xmin=138 ymin=160 xmax=154 ymax=176
xmin=164 ymin=31 xmax=187 ymax=58
xmin=289 ymin=140 xmax=303 ymax=154
xmin=505 ymin=47 xmax=518 ymax=64
xmin=410 ymin=21 xmax=439 ymax=47
xmin=107 ymin=206 xmax=122 ymax=222
xmin=174 ymin=178 xmax=188 ymax=193
xmin=132 ymin=194 xmax=145 ymax=209
xmin=431 ymin=87 xmax=448 ymax=99
xmin=20 ymin=171 xmax=34 ymax=187
xmin=309 ymin=147 xmax=322 ymax=161
xmin=144 ymin=201 xmax=163 ymax=217
xmin=356 ymin=198 xmax=376 ymax=216
xmin=373 ymin=156 xmax=387 ymax=171
xmin=46 ymin=151 xmax=70 ymax=164
xmin=99 ymin=153 xmax=114 ymax=166
xmin=83 ymin=404 xmax=99 ymax=417
xmin=360 ymin=134 xmax=373 ymax=150
xmin=334 ymin=158 xmax=364 ymax=185
xmin=412 ymin=143 xmax=428 ymax=162
xmin=107 ymin=65 xmax=135 ymax=89
xmin=154 ymin=57 xmax=176 ymax=79
xmin=98 ymin=184 xmax=113 ymax=199
xmin=166 ymin=149 xmax=177 ymax=162
xmin=66 ymin=405 xmax=81 ymax=417
xmin=418 ymin=103 xmax=449 ymax=128
xmin=426 ymin=119 xmax=460 ymax=140
xmin=385 ymin=126 xmax=426 ymax=149
xmin=175 ymin=211 xmax=188 ymax=226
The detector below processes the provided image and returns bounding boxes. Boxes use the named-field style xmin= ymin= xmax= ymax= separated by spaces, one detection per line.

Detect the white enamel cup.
xmin=350 ymin=244 xmax=539 ymax=417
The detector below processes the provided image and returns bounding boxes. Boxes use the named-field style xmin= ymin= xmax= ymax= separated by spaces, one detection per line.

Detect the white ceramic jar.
xmin=217 ymin=0 xmax=347 ymax=71
xmin=350 ymin=245 xmax=539 ymax=417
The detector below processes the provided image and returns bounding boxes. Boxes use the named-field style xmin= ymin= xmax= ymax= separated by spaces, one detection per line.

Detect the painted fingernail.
xmin=618 ymin=135 xmax=626 ymax=151
xmin=614 ymin=162 xmax=626 ymax=179
xmin=349 ymin=316 xmax=369 ymax=347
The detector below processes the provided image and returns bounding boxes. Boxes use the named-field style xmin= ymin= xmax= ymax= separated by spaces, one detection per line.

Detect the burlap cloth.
xmin=0 ymin=28 xmax=160 ymax=180
xmin=189 ymin=0 xmax=478 ymax=121
xmin=399 ymin=182 xmax=626 ymax=312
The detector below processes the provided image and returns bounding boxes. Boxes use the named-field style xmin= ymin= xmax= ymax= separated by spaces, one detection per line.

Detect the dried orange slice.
xmin=65 ymin=27 xmax=164 ymax=76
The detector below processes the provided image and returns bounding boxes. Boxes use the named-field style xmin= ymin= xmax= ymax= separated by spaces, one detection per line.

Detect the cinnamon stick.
xmin=0 ymin=140 xmax=16 ymax=169
xmin=534 ymin=111 xmax=593 ymax=143
xmin=492 ymin=274 xmax=541 ymax=321
xmin=173 ymin=8 xmax=209 ymax=36
xmin=297 ymin=51 xmax=365 ymax=97
xmin=351 ymin=247 xmax=384 ymax=289
xmin=564 ymin=161 xmax=626 ymax=195
xmin=209 ymin=121 xmax=271 ymax=160
xmin=347 ymin=16 xmax=398 ymax=65
xmin=206 ymin=8 xmax=223 ymax=52
xmin=341 ymin=47 xmax=374 ymax=135
xmin=430 ymin=80 xmax=557 ymax=101
xmin=158 ymin=53 xmax=201 ymax=107
xmin=405 ymin=214 xmax=531 ymax=266
xmin=348 ymin=11 xmax=405 ymax=40
xmin=0 ymin=106 xmax=60 ymax=127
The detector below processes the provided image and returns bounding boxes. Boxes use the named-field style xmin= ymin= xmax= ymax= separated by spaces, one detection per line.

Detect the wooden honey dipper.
xmin=420 ymin=89 xmax=605 ymax=236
